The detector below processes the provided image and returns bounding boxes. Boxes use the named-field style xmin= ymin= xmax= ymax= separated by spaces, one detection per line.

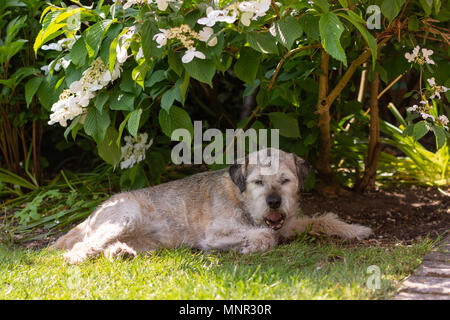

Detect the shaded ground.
xmin=300 ymin=185 xmax=450 ymax=246
xmin=7 ymin=183 xmax=449 ymax=249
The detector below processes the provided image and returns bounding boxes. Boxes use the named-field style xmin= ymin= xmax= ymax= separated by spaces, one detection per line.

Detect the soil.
xmin=300 ymin=185 xmax=450 ymax=246
xmin=14 ymin=184 xmax=450 ymax=249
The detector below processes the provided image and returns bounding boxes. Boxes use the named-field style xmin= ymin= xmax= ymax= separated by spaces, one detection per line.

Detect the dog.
xmin=53 ymin=148 xmax=372 ymax=264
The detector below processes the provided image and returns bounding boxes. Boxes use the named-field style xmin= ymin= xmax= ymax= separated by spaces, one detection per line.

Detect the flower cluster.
xmin=40 ymin=36 xmax=80 ymax=74
xmin=153 ymin=24 xmax=218 ymax=63
xmin=116 ymin=26 xmax=136 ymax=64
xmin=41 ymin=36 xmax=79 ymax=51
xmin=407 ymin=98 xmax=449 ymax=130
xmin=427 ymin=77 xmax=448 ymax=100
xmin=197 ymin=0 xmax=271 ymax=27
xmin=120 ymin=133 xmax=153 ymax=169
xmin=48 ymin=58 xmax=122 ymax=127
xmin=142 ymin=1 xmax=271 ymax=63
xmin=404 ymin=45 xmax=435 ymax=65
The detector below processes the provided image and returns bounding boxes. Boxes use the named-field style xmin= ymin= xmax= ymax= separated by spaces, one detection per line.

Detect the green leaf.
xmin=339 ymin=12 xmax=377 ymax=67
xmin=381 ymin=0 xmax=406 ymax=22
xmin=313 ymin=0 xmax=329 ymax=13
xmin=268 ymin=112 xmax=301 ymax=138
xmin=183 ymin=58 xmax=216 ymax=86
xmin=299 ymin=15 xmax=320 ymax=41
xmin=168 ymin=51 xmax=184 ymax=76
xmin=95 ymin=91 xmax=109 ymax=111
xmin=140 ymin=19 xmax=163 ymax=60
xmin=433 ymin=125 xmax=447 ymax=150
xmin=179 ymin=71 xmax=190 ymax=104
xmin=412 ymin=121 xmax=429 ymax=141
xmin=110 ymin=92 xmax=135 ymax=111
xmin=83 ymin=108 xmax=111 ymax=143
xmin=98 ymin=126 xmax=121 ymax=167
xmin=158 ymin=106 xmax=194 ymax=140
xmin=146 ymin=70 xmax=166 ymax=87
xmin=419 ymin=0 xmax=433 ymax=15
xmin=85 ymin=19 xmax=115 ymax=59
xmin=132 ymin=59 xmax=151 ymax=89
xmin=127 ymin=109 xmax=142 ymax=138
xmin=234 ymin=48 xmax=260 ymax=84
xmin=271 ymin=16 xmax=303 ymax=50
xmin=161 ymin=87 xmax=177 ymax=112
xmin=247 ymin=32 xmax=279 ymax=55
xmin=319 ymin=12 xmax=347 ymax=66
xmin=25 ymin=77 xmax=43 ymax=107
xmin=70 ymin=36 xmax=87 ymax=66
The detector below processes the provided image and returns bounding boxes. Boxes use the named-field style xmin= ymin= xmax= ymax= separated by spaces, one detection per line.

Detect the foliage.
xmin=30 ymin=0 xmax=448 ymax=185
xmin=378 ymin=104 xmax=449 ymax=186
xmin=0 ymin=0 xmax=449 ymax=227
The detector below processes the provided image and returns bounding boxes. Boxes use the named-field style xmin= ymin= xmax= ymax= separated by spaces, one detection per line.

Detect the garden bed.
xmin=301 ymin=185 xmax=449 ymax=245
xmin=13 ymin=184 xmax=449 ymax=250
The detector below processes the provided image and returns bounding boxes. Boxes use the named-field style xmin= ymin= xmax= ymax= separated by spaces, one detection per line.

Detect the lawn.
xmin=0 ymin=236 xmax=436 ymax=300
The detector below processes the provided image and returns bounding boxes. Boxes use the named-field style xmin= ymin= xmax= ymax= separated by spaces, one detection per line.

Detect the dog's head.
xmin=229 ymin=148 xmax=310 ymax=231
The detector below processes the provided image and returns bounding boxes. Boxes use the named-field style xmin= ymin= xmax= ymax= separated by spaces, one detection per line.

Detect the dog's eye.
xmin=281 ymin=178 xmax=290 ymax=184
xmin=254 ymin=180 xmax=264 ymax=185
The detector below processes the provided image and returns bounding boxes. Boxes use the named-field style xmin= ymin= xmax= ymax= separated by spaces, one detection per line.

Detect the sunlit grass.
xmin=0 ymin=237 xmax=435 ymax=300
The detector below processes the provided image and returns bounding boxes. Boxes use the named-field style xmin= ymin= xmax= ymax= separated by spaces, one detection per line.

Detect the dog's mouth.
xmin=264 ymin=212 xmax=285 ymax=230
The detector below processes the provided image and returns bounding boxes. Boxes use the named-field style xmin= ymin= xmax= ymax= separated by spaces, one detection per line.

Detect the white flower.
xmin=407 ymin=105 xmax=418 ymax=112
xmin=240 ymin=11 xmax=253 ymax=26
xmin=135 ymin=47 xmax=144 ymax=60
xmin=153 ymin=29 xmax=169 ymax=48
xmin=41 ymin=42 xmax=63 ymax=51
xmin=438 ymin=115 xmax=449 ymax=126
xmin=420 ymin=113 xmax=435 ymax=121
xmin=41 ymin=36 xmax=79 ymax=51
xmin=427 ymin=77 xmax=448 ymax=100
xmin=421 ymin=48 xmax=435 ymax=64
xmin=198 ymin=27 xmax=218 ymax=46
xmin=197 ymin=8 xmax=237 ymax=27
xmin=181 ymin=47 xmax=206 ymax=63
xmin=153 ymin=0 xmax=174 ymax=11
xmin=116 ymin=44 xmax=129 ymax=64
xmin=123 ymin=0 xmax=146 ymax=9
xmin=120 ymin=133 xmax=153 ymax=169
xmin=239 ymin=0 xmax=271 ymax=19
xmin=405 ymin=45 xmax=435 ymax=65
xmin=115 ymin=26 xmax=136 ymax=64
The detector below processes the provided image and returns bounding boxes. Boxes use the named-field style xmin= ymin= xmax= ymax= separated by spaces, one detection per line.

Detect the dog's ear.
xmin=293 ymin=154 xmax=310 ymax=192
xmin=229 ymin=163 xmax=247 ymax=193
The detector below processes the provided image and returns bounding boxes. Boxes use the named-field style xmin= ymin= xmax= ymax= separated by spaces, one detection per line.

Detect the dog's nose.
xmin=266 ymin=194 xmax=281 ymax=209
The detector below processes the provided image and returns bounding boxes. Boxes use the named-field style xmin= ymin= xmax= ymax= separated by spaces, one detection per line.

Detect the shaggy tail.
xmin=290 ymin=212 xmax=373 ymax=240
xmin=51 ymin=220 xmax=88 ymax=250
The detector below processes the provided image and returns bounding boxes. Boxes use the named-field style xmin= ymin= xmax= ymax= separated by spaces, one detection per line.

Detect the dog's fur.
xmin=53 ymin=148 xmax=372 ymax=264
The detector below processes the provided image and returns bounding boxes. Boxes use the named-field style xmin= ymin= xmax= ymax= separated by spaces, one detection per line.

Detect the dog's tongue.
xmin=267 ymin=212 xmax=282 ymax=222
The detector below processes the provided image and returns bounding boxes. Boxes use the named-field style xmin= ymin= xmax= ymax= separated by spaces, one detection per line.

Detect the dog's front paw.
xmin=103 ymin=242 xmax=137 ymax=261
xmin=240 ymin=229 xmax=277 ymax=254
xmin=63 ymin=250 xmax=88 ymax=265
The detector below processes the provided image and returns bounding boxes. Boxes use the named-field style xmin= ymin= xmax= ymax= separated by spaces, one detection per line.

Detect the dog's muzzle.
xmin=264 ymin=212 xmax=285 ymax=230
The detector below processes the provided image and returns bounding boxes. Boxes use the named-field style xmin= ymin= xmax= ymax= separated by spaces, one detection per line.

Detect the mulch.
xmin=300 ymin=185 xmax=450 ymax=246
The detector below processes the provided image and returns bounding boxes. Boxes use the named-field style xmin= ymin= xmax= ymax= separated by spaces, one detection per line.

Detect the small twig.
xmin=377 ymin=72 xmax=405 ymax=100
xmin=267 ymin=44 xmax=322 ymax=91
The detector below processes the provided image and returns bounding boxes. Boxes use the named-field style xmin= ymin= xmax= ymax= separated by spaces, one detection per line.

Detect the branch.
xmin=267 ymin=44 xmax=322 ymax=92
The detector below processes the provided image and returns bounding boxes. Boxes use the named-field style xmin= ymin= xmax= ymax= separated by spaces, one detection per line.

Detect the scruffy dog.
xmin=53 ymin=148 xmax=372 ymax=264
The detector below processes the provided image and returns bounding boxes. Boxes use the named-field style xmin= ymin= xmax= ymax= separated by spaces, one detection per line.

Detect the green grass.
xmin=0 ymin=237 xmax=436 ymax=300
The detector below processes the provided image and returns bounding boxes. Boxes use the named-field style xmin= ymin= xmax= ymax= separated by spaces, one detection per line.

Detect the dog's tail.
xmin=291 ymin=212 xmax=373 ymax=240
xmin=51 ymin=219 xmax=88 ymax=250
